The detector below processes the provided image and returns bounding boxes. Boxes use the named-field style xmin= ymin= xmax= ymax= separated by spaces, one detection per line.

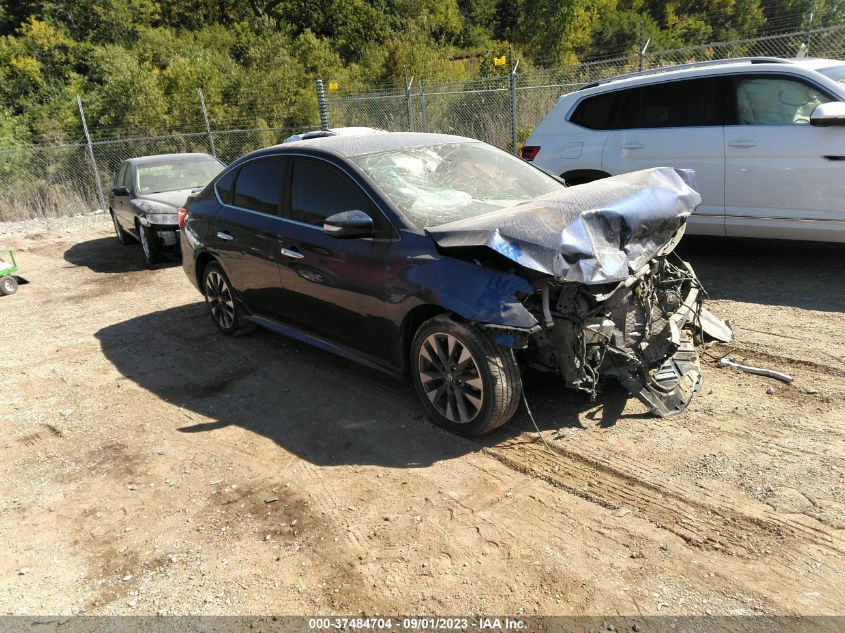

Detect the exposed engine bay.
xmin=519 ymin=251 xmax=730 ymax=416
xmin=427 ymin=166 xmax=733 ymax=417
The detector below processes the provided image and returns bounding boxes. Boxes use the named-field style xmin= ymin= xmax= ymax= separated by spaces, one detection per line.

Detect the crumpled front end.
xmin=428 ymin=166 xmax=732 ymax=417
xmin=519 ymin=247 xmax=731 ymax=417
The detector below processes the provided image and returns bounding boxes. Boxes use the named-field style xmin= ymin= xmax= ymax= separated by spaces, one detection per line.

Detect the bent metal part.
xmin=428 ymin=168 xmax=733 ymax=417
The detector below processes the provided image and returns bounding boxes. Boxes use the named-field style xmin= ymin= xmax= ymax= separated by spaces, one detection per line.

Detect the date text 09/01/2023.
xmin=307 ymin=618 xmax=527 ymax=630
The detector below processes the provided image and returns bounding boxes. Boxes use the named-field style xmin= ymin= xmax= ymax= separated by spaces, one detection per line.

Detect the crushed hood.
xmin=426 ymin=167 xmax=701 ymax=285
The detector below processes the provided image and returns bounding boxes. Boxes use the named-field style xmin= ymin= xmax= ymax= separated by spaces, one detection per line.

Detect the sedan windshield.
xmin=817 ymin=64 xmax=845 ymax=88
xmin=350 ymin=142 xmax=563 ymax=228
xmin=136 ymin=158 xmax=224 ymax=194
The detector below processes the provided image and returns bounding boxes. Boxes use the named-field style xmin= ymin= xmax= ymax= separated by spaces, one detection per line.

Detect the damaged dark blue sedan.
xmin=179 ymin=132 xmax=731 ymax=436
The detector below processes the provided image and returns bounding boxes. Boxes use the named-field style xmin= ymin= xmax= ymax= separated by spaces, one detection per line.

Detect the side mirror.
xmin=810 ymin=102 xmax=845 ymax=127
xmin=112 ymin=186 xmax=130 ymax=196
xmin=323 ymin=210 xmax=373 ymax=238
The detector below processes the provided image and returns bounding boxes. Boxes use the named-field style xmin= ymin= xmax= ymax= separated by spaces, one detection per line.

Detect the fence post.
xmin=198 ymin=88 xmax=217 ymax=158
xmin=805 ymin=0 xmax=815 ymax=48
xmin=315 ymin=79 xmax=330 ymax=130
xmin=509 ymin=57 xmax=519 ymax=156
xmin=404 ymin=67 xmax=414 ymax=132
xmin=406 ymin=77 xmax=415 ymax=132
xmin=639 ymin=21 xmax=645 ymax=70
xmin=76 ymin=94 xmax=106 ymax=213
xmin=418 ymin=80 xmax=427 ymax=133
xmin=639 ymin=22 xmax=651 ymax=72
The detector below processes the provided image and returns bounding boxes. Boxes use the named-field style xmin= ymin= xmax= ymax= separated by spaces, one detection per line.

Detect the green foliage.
xmin=0 ymin=0 xmax=810 ymax=147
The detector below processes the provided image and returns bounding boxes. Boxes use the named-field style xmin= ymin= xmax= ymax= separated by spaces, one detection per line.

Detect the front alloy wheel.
xmin=411 ymin=315 xmax=522 ymax=436
xmin=418 ymin=332 xmax=485 ymax=424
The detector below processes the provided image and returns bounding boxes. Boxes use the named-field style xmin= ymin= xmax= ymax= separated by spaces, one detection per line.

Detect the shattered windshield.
xmin=817 ymin=64 xmax=845 ymax=88
xmin=350 ymin=142 xmax=563 ymax=228
xmin=136 ymin=158 xmax=224 ymax=194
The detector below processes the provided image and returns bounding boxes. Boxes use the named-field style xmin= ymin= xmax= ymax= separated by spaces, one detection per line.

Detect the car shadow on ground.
xmin=676 ymin=236 xmax=845 ymax=313
xmin=95 ymin=303 xmax=641 ymax=468
xmin=64 ymin=237 xmax=179 ymax=274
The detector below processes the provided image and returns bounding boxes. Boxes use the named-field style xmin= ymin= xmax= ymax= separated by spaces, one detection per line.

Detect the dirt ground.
xmin=0 ymin=214 xmax=843 ymax=617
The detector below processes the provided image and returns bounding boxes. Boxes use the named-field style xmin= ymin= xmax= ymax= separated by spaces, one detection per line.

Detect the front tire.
xmin=138 ymin=222 xmax=164 ymax=265
xmin=0 ymin=276 xmax=18 ymax=295
xmin=202 ymin=262 xmax=247 ymax=336
xmin=411 ymin=315 xmax=522 ymax=436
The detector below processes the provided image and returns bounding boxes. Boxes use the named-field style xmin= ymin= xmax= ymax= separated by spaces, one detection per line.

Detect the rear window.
xmin=617 ymin=77 xmax=725 ymax=129
xmin=569 ymin=92 xmax=619 ymax=129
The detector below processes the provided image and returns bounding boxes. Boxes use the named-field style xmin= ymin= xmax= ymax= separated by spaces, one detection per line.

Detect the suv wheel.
xmin=411 ymin=315 xmax=522 ymax=436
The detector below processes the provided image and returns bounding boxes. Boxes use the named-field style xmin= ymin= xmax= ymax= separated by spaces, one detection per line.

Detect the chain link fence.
xmin=0 ymin=125 xmax=308 ymax=222
xmin=1 ymin=25 xmax=844 ymax=222
xmin=326 ymin=25 xmax=845 ymax=154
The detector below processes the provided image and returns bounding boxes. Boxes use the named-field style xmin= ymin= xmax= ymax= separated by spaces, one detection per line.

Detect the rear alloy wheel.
xmin=138 ymin=222 xmax=164 ymax=265
xmin=202 ymin=262 xmax=246 ymax=336
xmin=411 ymin=315 xmax=522 ymax=436
xmin=0 ymin=276 xmax=18 ymax=296
xmin=111 ymin=212 xmax=131 ymax=245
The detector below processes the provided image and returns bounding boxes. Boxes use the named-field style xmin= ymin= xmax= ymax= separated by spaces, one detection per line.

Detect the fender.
xmin=394 ymin=254 xmax=539 ymax=330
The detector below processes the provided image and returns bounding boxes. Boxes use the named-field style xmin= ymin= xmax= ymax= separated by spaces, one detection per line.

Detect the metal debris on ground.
xmin=718 ymin=358 xmax=794 ymax=384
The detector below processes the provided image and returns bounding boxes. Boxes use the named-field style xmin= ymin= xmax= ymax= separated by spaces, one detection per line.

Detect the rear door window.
xmin=618 ymin=77 xmax=726 ymax=128
xmin=230 ymin=157 xmax=285 ymax=214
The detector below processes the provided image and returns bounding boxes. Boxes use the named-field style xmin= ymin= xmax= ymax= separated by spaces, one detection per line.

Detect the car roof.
xmin=284 ymin=126 xmax=387 ymax=143
xmin=789 ymin=56 xmax=845 ymax=71
xmin=572 ymin=56 xmax=844 ymax=96
xmin=127 ymin=152 xmax=218 ymax=165
xmin=256 ymin=132 xmax=480 ymax=160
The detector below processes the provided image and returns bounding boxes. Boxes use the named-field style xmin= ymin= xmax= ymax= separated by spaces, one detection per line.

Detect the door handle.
xmin=728 ymin=140 xmax=757 ymax=148
xmin=621 ymin=142 xmax=643 ymax=150
xmin=216 ymin=231 xmax=234 ymax=241
xmin=280 ymin=246 xmax=304 ymax=259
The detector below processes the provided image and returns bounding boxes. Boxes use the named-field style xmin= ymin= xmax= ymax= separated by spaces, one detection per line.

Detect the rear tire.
xmin=0 ymin=276 xmax=18 ymax=295
xmin=111 ymin=211 xmax=131 ymax=245
xmin=138 ymin=221 xmax=164 ymax=266
xmin=202 ymin=262 xmax=249 ymax=336
xmin=411 ymin=315 xmax=522 ymax=436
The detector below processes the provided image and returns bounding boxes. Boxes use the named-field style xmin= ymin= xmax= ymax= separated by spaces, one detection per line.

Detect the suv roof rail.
xmin=576 ymin=56 xmax=791 ymax=90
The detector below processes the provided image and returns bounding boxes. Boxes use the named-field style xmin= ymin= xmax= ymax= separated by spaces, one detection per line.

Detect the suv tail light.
xmin=177 ymin=207 xmax=189 ymax=230
xmin=521 ymin=145 xmax=541 ymax=161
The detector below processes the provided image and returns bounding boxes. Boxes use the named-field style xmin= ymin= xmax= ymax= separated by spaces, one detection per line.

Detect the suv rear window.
xmin=617 ymin=77 xmax=725 ymax=129
xmin=569 ymin=92 xmax=619 ymax=130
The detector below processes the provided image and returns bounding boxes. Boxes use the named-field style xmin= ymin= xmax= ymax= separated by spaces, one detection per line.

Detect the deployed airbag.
xmin=427 ymin=167 xmax=701 ymax=285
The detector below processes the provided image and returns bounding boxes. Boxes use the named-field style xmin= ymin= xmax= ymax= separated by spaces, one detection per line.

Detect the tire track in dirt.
xmin=480 ymin=433 xmax=845 ymax=572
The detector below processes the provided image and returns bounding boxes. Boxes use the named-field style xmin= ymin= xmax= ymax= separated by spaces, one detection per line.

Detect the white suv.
xmin=523 ymin=57 xmax=845 ymax=241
